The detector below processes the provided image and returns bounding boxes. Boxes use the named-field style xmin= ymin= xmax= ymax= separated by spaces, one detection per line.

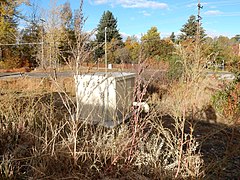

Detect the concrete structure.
xmin=75 ymin=72 xmax=135 ymax=127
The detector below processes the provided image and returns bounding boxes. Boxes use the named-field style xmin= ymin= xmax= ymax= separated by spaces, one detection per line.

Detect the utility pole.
xmin=196 ymin=0 xmax=203 ymax=68
xmin=40 ymin=18 xmax=45 ymax=70
xmin=197 ymin=0 xmax=203 ymax=43
xmin=105 ymin=27 xmax=108 ymax=73
xmin=104 ymin=26 xmax=109 ymax=121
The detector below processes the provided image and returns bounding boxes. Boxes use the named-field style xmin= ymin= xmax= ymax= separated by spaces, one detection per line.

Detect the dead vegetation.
xmin=1 ymin=1 xmax=240 ymax=179
xmin=1 ymin=31 xmax=240 ymax=179
xmin=0 ymin=76 xmax=75 ymax=95
xmin=1 ymin=65 xmax=239 ymax=179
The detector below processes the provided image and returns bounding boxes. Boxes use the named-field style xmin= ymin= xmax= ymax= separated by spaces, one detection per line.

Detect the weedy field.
xmin=0 ymin=69 xmax=240 ymax=179
xmin=1 ymin=0 xmax=239 ymax=179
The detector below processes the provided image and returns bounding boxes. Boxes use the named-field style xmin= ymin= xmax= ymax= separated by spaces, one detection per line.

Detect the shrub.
xmin=2 ymin=56 xmax=23 ymax=69
xmin=167 ymin=55 xmax=184 ymax=81
xmin=212 ymin=79 xmax=240 ymax=125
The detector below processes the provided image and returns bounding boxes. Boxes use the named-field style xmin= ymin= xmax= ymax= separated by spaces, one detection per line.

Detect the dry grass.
xmin=0 ymin=47 xmax=220 ymax=179
xmin=0 ymin=76 xmax=75 ymax=95
xmin=1 ymin=69 xmax=240 ymax=179
xmin=3 ymin=0 xmax=240 ymax=178
xmin=157 ymin=76 xmax=222 ymax=121
xmin=0 ymin=61 xmax=236 ymax=179
xmin=1 ymin=38 xmax=239 ymax=179
xmin=0 ymin=70 xmax=207 ymax=179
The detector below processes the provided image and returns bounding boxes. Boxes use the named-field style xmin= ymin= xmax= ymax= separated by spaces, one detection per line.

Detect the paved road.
xmin=0 ymin=70 xmax=236 ymax=81
xmin=206 ymin=71 xmax=235 ymax=80
xmin=0 ymin=72 xmax=23 ymax=79
xmin=25 ymin=71 xmax=74 ymax=78
xmin=0 ymin=71 xmax=74 ymax=79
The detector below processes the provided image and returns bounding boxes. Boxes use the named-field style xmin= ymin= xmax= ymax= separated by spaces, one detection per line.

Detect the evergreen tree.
xmin=170 ymin=32 xmax=176 ymax=43
xmin=0 ymin=0 xmax=18 ymax=44
xmin=95 ymin=10 xmax=122 ymax=59
xmin=19 ymin=21 xmax=41 ymax=67
xmin=178 ymin=15 xmax=206 ymax=41
xmin=17 ymin=1 xmax=42 ymax=67
xmin=0 ymin=0 xmax=21 ymax=65
xmin=141 ymin=26 xmax=161 ymax=58
xmin=140 ymin=27 xmax=175 ymax=61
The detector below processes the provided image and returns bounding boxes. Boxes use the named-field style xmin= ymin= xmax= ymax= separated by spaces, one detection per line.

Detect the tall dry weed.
xmin=0 ymin=1 xmax=212 ymax=179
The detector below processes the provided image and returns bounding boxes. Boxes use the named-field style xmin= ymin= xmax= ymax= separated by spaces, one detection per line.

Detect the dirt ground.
xmin=160 ymin=115 xmax=240 ymax=179
xmin=194 ymin=120 xmax=240 ymax=179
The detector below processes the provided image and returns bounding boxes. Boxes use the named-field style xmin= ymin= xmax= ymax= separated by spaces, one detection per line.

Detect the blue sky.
xmin=37 ymin=0 xmax=240 ymax=39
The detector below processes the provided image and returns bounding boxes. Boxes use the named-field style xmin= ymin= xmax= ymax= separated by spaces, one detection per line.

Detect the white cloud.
xmin=120 ymin=32 xmax=131 ymax=40
xmin=209 ymin=5 xmax=217 ymax=9
xmin=205 ymin=29 xmax=233 ymax=38
xmin=140 ymin=10 xmax=151 ymax=16
xmin=91 ymin=0 xmax=110 ymax=5
xmin=204 ymin=10 xmax=223 ymax=16
xmin=160 ymin=31 xmax=181 ymax=38
xmin=219 ymin=12 xmax=240 ymax=17
xmin=118 ymin=0 xmax=168 ymax=9
xmin=91 ymin=0 xmax=168 ymax=9
xmin=203 ymin=10 xmax=240 ymax=17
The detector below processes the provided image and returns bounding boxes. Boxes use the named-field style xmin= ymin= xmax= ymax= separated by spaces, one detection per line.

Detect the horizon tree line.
xmin=0 ymin=0 xmax=239 ymax=72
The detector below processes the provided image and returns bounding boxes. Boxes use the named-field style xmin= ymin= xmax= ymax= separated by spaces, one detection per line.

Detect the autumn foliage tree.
xmin=141 ymin=26 xmax=175 ymax=62
xmin=203 ymin=36 xmax=240 ymax=70
xmin=124 ymin=36 xmax=140 ymax=63
xmin=141 ymin=26 xmax=161 ymax=58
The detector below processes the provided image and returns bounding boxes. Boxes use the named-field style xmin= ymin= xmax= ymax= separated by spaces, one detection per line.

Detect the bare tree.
xmin=43 ymin=0 xmax=62 ymax=72
xmin=48 ymin=0 xmax=95 ymax=166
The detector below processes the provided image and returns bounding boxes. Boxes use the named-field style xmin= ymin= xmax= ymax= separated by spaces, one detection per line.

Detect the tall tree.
xmin=140 ymin=27 xmax=175 ymax=62
xmin=0 ymin=0 xmax=29 ymax=43
xmin=178 ymin=15 xmax=206 ymax=41
xmin=44 ymin=0 xmax=63 ymax=69
xmin=124 ymin=36 xmax=140 ymax=63
xmin=204 ymin=36 xmax=236 ymax=69
xmin=59 ymin=1 xmax=75 ymax=64
xmin=18 ymin=0 xmax=42 ymax=67
xmin=141 ymin=26 xmax=161 ymax=58
xmin=0 ymin=0 xmax=29 ymax=66
xmin=95 ymin=10 xmax=122 ymax=59
xmin=170 ymin=32 xmax=176 ymax=43
xmin=60 ymin=1 xmax=73 ymax=30
xmin=0 ymin=0 xmax=18 ymax=44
